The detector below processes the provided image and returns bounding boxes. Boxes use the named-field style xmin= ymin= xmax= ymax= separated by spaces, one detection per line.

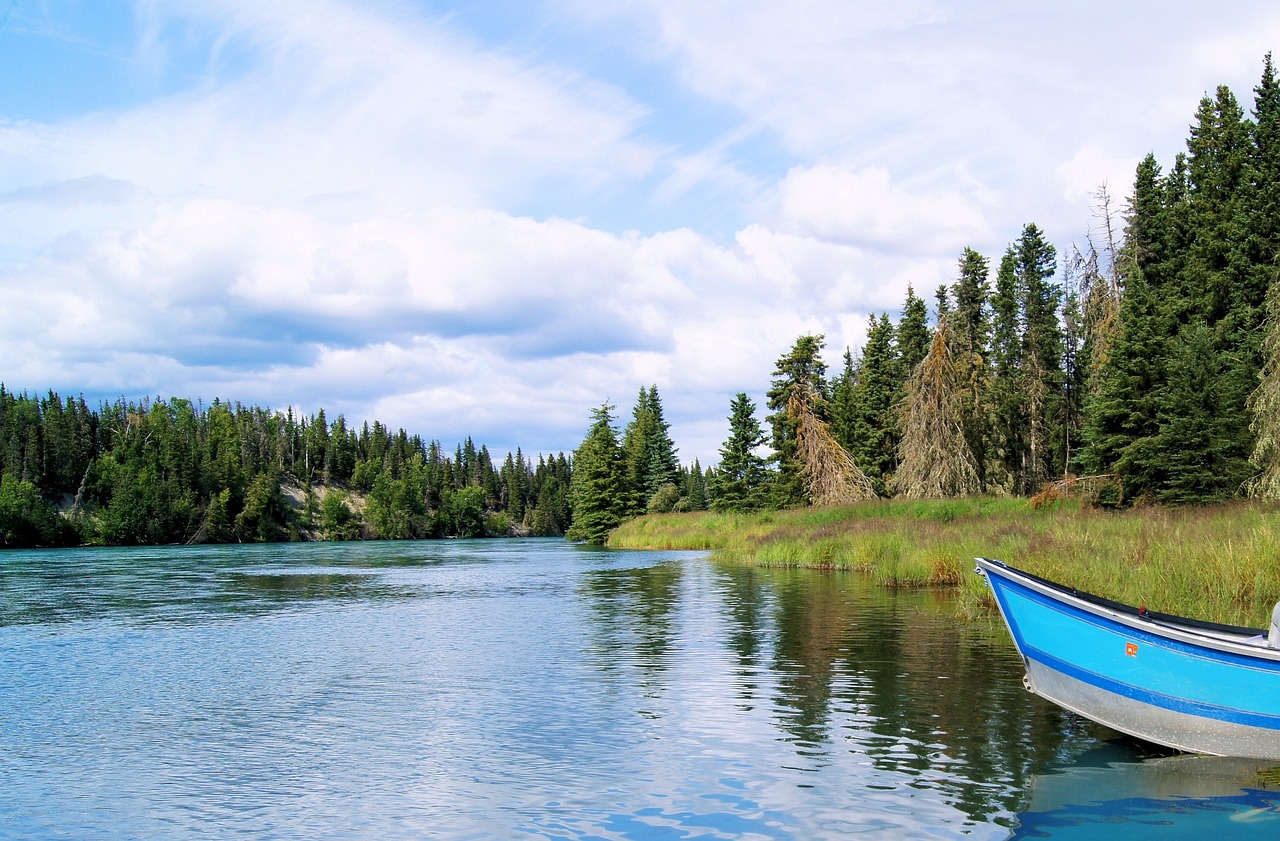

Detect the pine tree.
xmin=896 ymin=284 xmax=932 ymax=381
xmin=710 ymin=393 xmax=769 ymax=512
xmin=847 ymin=314 xmax=899 ymax=494
xmin=989 ymin=246 xmax=1025 ymax=492
xmin=567 ymin=404 xmax=629 ymax=544
xmin=951 ymin=247 xmax=992 ymax=490
xmin=766 ymin=335 xmax=829 ymax=507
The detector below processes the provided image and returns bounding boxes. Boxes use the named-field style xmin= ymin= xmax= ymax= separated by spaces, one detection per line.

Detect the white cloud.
xmin=0 ymin=0 xmax=659 ymax=214
xmin=6 ymin=0 xmax=1280 ymax=465
xmin=1054 ymin=144 xmax=1141 ymax=213
xmin=0 ymin=183 xmax=911 ymax=460
xmin=562 ymin=0 xmax=1280 ymax=242
xmin=771 ymin=165 xmax=992 ymax=255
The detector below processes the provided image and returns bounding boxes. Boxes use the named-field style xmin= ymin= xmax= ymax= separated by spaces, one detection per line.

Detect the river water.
xmin=1 ymin=539 xmax=1277 ymax=839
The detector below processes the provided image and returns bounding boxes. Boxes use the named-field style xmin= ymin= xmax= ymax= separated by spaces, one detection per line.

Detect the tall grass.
xmin=608 ymin=499 xmax=1280 ymax=627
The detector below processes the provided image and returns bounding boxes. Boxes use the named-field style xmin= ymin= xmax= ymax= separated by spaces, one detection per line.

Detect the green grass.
xmin=608 ymin=499 xmax=1280 ymax=627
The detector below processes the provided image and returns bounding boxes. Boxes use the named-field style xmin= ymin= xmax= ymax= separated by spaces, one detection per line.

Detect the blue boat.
xmin=976 ymin=557 xmax=1280 ymax=758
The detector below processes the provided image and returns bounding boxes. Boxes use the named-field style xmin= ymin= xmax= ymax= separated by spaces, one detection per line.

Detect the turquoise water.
xmin=1 ymin=540 xmax=1276 ymax=838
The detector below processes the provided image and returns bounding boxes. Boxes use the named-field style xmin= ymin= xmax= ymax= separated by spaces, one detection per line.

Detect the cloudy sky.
xmin=2 ymin=1 xmax=1278 ymax=464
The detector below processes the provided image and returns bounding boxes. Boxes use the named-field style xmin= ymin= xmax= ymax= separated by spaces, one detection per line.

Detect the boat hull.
xmin=977 ymin=558 xmax=1280 ymax=759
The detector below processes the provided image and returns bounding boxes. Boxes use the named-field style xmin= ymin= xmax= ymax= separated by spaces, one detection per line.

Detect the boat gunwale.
xmin=975 ymin=557 xmax=1278 ymax=661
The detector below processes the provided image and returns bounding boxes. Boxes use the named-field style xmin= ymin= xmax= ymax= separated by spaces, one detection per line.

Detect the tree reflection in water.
xmin=710 ymin=563 xmax=1105 ymax=827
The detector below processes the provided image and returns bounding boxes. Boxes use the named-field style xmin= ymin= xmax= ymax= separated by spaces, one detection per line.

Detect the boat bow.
xmin=976 ymin=557 xmax=1280 ymax=759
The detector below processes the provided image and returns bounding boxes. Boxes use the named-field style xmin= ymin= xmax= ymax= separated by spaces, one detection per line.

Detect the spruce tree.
xmin=1158 ymin=324 xmax=1253 ymax=503
xmin=1248 ymin=54 xmax=1280 ymax=302
xmin=710 ymin=393 xmax=769 ymax=512
xmin=951 ymin=247 xmax=992 ymax=490
xmin=829 ymin=348 xmax=859 ymax=456
xmin=786 ymin=379 xmax=876 ymax=506
xmin=682 ymin=458 xmax=709 ymax=511
xmin=1184 ymin=85 xmax=1251 ymax=326
xmin=621 ymin=385 xmax=681 ymax=514
xmin=765 ymin=335 xmax=829 ymax=507
xmin=643 ymin=385 xmax=680 ymax=496
xmin=989 ymin=247 xmax=1025 ymax=492
xmin=847 ymin=314 xmax=899 ymax=494
xmin=986 ymin=225 xmax=1064 ymax=494
xmin=1060 ymin=274 xmax=1085 ymax=473
xmin=1016 ymin=223 xmax=1063 ymax=491
xmin=567 ymin=404 xmax=628 ymax=544
xmin=1248 ymin=277 xmax=1280 ymax=498
xmin=1078 ymin=185 xmax=1124 ymax=389
xmin=621 ymin=386 xmax=654 ymax=515
xmin=896 ymin=284 xmax=932 ymax=381
xmin=1078 ymin=268 xmax=1168 ymax=501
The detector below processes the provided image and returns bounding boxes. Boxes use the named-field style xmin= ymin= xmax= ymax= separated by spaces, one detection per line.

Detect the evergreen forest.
xmin=691 ymin=54 xmax=1280 ymax=515
xmin=7 ymin=57 xmax=1280 ymax=547
xmin=0 ymin=385 xmax=708 ymax=548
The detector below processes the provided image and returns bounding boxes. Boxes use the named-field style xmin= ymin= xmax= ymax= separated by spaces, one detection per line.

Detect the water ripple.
xmin=1 ymin=541 xmax=1235 ymax=839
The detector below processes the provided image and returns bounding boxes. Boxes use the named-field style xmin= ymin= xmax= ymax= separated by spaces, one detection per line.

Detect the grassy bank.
xmin=608 ymin=499 xmax=1280 ymax=627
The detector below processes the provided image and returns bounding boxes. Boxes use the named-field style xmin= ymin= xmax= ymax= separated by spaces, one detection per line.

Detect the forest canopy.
xmin=0 ymin=391 xmax=575 ymax=547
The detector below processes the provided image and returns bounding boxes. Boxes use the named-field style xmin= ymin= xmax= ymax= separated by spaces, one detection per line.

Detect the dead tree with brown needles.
xmin=892 ymin=321 xmax=981 ymax=498
xmin=1249 ymin=279 xmax=1280 ymax=499
xmin=787 ymin=383 xmax=877 ymax=505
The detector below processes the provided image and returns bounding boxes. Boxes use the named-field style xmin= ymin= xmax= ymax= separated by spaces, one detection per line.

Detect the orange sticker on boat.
xmin=1125 ymin=642 xmax=1138 ymax=657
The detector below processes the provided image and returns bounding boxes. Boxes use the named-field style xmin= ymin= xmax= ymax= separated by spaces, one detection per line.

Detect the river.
xmin=1 ymin=539 xmax=1276 ymax=838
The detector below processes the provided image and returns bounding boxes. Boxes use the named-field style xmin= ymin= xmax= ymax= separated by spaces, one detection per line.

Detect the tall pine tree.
xmin=710 ymin=393 xmax=770 ymax=512
xmin=766 ymin=335 xmax=829 ymax=507
xmin=567 ymin=404 xmax=628 ymax=544
xmin=846 ymin=314 xmax=898 ymax=494
xmin=951 ymin=247 xmax=992 ymax=490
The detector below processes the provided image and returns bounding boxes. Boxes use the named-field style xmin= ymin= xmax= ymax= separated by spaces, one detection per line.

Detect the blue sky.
xmin=2 ymin=1 xmax=1279 ymax=464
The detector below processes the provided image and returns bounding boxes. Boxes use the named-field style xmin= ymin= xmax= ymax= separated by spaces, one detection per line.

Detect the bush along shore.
xmin=607 ymin=499 xmax=1280 ymax=628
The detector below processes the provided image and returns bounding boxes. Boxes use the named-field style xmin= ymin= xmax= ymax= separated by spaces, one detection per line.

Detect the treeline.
xmin=567 ymin=386 xmax=710 ymax=544
xmin=699 ymin=54 xmax=1280 ymax=512
xmin=14 ymin=59 xmax=1280 ymax=545
xmin=0 ymin=390 xmax=580 ymax=547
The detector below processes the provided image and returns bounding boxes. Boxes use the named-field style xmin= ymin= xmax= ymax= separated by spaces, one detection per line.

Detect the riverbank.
xmin=608 ymin=499 xmax=1280 ymax=627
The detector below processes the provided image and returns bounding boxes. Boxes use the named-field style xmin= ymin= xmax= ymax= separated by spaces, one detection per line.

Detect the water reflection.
xmin=1011 ymin=746 xmax=1280 ymax=838
xmin=578 ymin=561 xmax=683 ymax=679
xmin=710 ymin=563 xmax=1100 ymax=828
